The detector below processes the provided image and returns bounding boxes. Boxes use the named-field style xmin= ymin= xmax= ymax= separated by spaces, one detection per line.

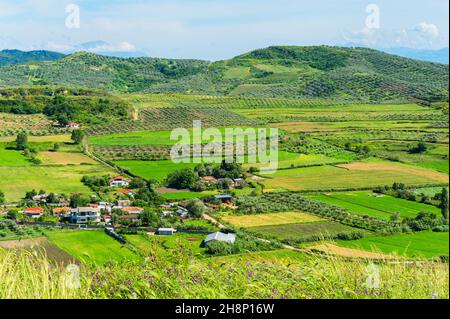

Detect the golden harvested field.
xmin=310 ymin=244 xmax=398 ymax=260
xmin=39 ymin=152 xmax=97 ymax=165
xmin=222 ymin=212 xmax=325 ymax=228
xmin=0 ymin=135 xmax=72 ymax=143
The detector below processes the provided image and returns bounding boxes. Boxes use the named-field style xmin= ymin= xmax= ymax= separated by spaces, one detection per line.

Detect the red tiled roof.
xmin=24 ymin=207 xmax=44 ymax=213
xmin=122 ymin=206 xmax=143 ymax=212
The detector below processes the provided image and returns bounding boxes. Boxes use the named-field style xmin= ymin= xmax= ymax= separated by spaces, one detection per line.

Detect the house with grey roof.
xmin=204 ymin=232 xmax=236 ymax=244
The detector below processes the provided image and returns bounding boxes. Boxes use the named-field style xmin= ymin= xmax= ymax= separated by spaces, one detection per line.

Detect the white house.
xmin=204 ymin=232 xmax=236 ymax=244
xmin=109 ymin=176 xmax=130 ymax=188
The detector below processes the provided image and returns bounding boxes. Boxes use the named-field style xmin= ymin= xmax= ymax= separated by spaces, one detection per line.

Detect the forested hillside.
xmin=0 ymin=50 xmax=64 ymax=67
xmin=0 ymin=46 xmax=448 ymax=102
xmin=0 ymin=87 xmax=129 ymax=126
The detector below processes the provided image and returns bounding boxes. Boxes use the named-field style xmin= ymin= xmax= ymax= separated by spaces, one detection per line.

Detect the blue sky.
xmin=1 ymin=0 xmax=448 ymax=60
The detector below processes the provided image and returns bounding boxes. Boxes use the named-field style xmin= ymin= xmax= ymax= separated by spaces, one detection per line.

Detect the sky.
xmin=0 ymin=0 xmax=448 ymax=60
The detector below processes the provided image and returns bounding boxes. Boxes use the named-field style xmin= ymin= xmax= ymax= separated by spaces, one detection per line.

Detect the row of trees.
xmin=374 ymin=184 xmax=449 ymax=220
xmin=166 ymin=161 xmax=244 ymax=191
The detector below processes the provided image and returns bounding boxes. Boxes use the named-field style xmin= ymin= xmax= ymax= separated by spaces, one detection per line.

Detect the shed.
xmin=157 ymin=228 xmax=177 ymax=235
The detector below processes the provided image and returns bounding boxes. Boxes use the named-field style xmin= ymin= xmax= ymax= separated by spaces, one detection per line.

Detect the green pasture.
xmin=306 ymin=191 xmax=441 ymax=220
xmin=337 ymin=231 xmax=449 ymax=259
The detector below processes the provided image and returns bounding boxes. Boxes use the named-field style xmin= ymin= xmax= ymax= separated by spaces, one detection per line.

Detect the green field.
xmin=89 ymin=127 xmax=270 ymax=147
xmin=249 ymin=221 xmax=358 ymax=241
xmin=260 ymin=159 xmax=449 ymax=191
xmin=415 ymin=187 xmax=449 ymax=197
xmin=47 ymin=231 xmax=142 ymax=265
xmin=126 ymin=232 xmax=206 ymax=258
xmin=243 ymin=151 xmax=343 ymax=171
xmin=115 ymin=160 xmax=196 ymax=181
xmin=0 ymin=164 xmax=113 ymax=202
xmin=0 ymin=147 xmax=30 ymax=166
xmin=306 ymin=191 xmax=441 ymax=220
xmin=337 ymin=231 xmax=449 ymax=259
xmin=160 ymin=190 xmax=218 ymax=200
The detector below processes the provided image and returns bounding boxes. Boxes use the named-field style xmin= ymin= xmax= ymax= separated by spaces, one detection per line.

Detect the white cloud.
xmin=342 ymin=21 xmax=445 ymax=49
xmin=84 ymin=41 xmax=137 ymax=53
xmin=414 ymin=22 xmax=439 ymax=39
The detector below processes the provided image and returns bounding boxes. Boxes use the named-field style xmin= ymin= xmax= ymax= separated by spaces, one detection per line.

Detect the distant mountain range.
xmin=0 ymin=46 xmax=447 ymax=102
xmin=380 ymin=47 xmax=449 ymax=65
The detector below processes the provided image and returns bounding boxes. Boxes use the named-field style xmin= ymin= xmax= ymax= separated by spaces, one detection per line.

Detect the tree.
xmin=166 ymin=168 xmax=198 ymax=190
xmin=52 ymin=143 xmax=60 ymax=152
xmin=71 ymin=129 xmax=84 ymax=144
xmin=15 ymin=131 xmax=28 ymax=150
xmin=140 ymin=210 xmax=160 ymax=227
xmin=7 ymin=210 xmax=17 ymax=220
xmin=409 ymin=142 xmax=427 ymax=154
xmin=129 ymin=177 xmax=146 ymax=189
xmin=184 ymin=198 xmax=207 ymax=218
xmin=440 ymin=188 xmax=449 ymax=220
xmin=0 ymin=190 xmax=5 ymax=205
xmin=69 ymin=194 xmax=89 ymax=208
xmin=46 ymin=193 xmax=58 ymax=204
xmin=25 ymin=189 xmax=37 ymax=200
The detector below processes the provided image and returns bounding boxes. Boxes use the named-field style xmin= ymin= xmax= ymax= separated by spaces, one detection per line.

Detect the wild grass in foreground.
xmin=0 ymin=246 xmax=448 ymax=299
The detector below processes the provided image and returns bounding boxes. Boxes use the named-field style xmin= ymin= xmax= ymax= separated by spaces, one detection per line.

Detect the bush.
xmin=336 ymin=231 xmax=365 ymax=240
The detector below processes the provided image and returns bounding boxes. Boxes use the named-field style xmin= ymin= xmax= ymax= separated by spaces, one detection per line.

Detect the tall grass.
xmin=0 ymin=244 xmax=448 ymax=299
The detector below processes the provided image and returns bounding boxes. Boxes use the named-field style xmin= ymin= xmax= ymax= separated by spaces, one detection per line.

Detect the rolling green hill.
xmin=0 ymin=46 xmax=447 ymax=102
xmin=0 ymin=49 xmax=64 ymax=67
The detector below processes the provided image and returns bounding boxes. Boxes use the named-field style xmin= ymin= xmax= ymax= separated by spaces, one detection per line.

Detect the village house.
xmin=52 ymin=207 xmax=70 ymax=217
xmin=233 ymin=178 xmax=246 ymax=189
xmin=157 ymin=228 xmax=177 ymax=235
xmin=214 ymin=194 xmax=233 ymax=204
xmin=176 ymin=208 xmax=189 ymax=218
xmin=69 ymin=207 xmax=101 ymax=224
xmin=24 ymin=207 xmax=45 ymax=219
xmin=117 ymin=199 xmax=132 ymax=208
xmin=102 ymin=214 xmax=112 ymax=223
xmin=161 ymin=210 xmax=173 ymax=218
xmin=120 ymin=189 xmax=135 ymax=197
xmin=204 ymin=232 xmax=236 ymax=244
xmin=109 ymin=176 xmax=130 ymax=188
xmin=32 ymin=194 xmax=48 ymax=203
xmin=97 ymin=202 xmax=111 ymax=212
xmin=200 ymin=176 xmax=217 ymax=186
xmin=121 ymin=206 xmax=144 ymax=214
xmin=67 ymin=122 xmax=79 ymax=129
